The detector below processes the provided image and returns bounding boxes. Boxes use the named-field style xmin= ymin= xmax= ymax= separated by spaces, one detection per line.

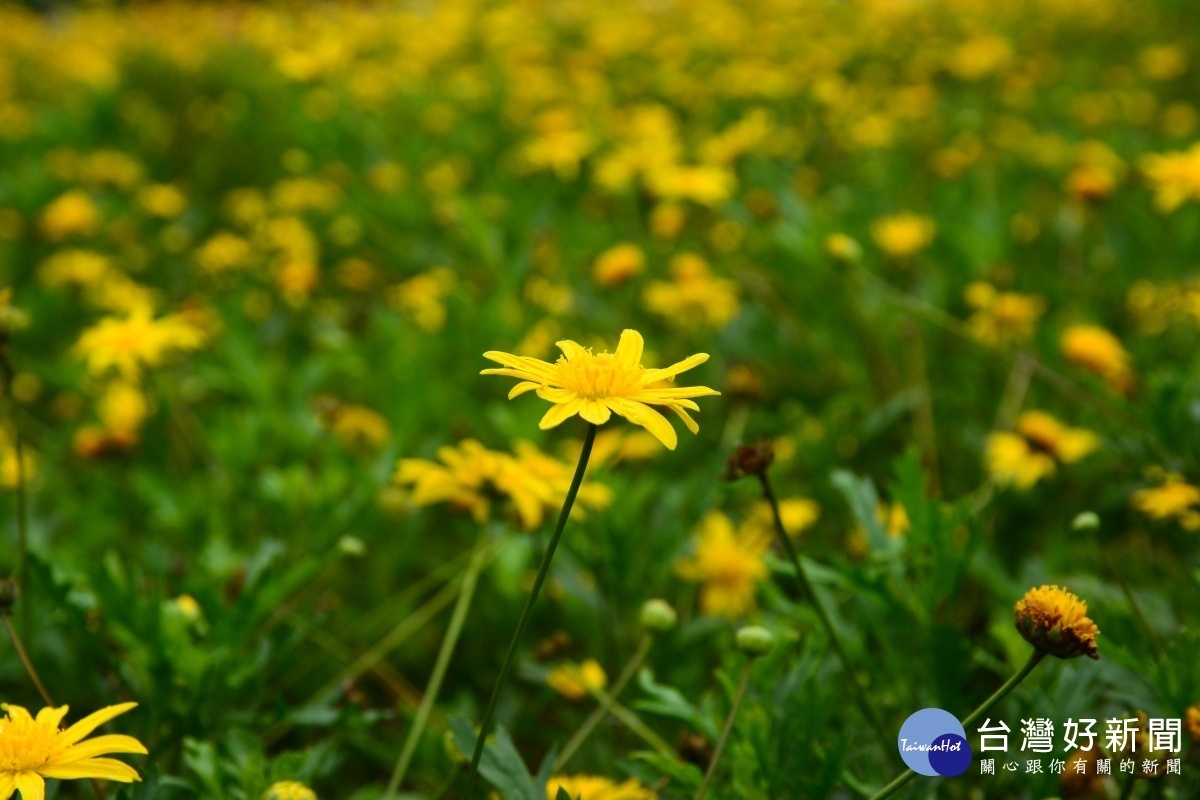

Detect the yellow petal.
xmin=46 ymin=734 xmax=148 ymax=764
xmin=60 ymin=703 xmax=138 ymax=746
xmin=608 ymin=398 xmax=677 ymax=450
xmin=507 ymin=381 xmax=541 ymax=399
xmin=555 ymin=340 xmax=588 ymax=360
xmin=641 ymin=353 xmax=709 ymax=384
xmin=0 ymin=774 xmax=14 ymax=800
xmin=38 ymin=758 xmax=140 ymax=783
xmin=34 ymin=707 xmax=69 ymax=728
xmin=539 ymin=399 xmax=584 ymax=430
xmin=579 ymin=400 xmax=613 ymax=425
xmin=13 ymin=772 xmax=43 ymax=800
xmin=666 ymin=404 xmax=699 ymax=434
xmin=613 ymin=329 xmax=644 ymax=372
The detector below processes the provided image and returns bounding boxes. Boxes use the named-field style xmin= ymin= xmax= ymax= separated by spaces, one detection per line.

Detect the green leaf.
xmin=449 ymin=719 xmax=540 ymax=800
xmin=633 ymin=668 xmax=719 ymax=740
xmin=632 ymin=751 xmax=704 ymax=791
xmin=556 ymin=789 xmax=574 ymax=800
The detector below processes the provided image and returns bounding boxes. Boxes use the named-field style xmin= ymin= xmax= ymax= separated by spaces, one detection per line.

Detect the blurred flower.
xmin=0 ymin=290 xmax=30 ymax=335
xmin=592 ymin=244 xmax=645 ymax=288
xmin=675 ymin=510 xmax=770 ymax=619
xmin=824 ymin=233 xmax=862 ymax=262
xmin=137 ymin=184 xmax=187 ymax=219
xmin=194 ymin=233 xmax=254 ymax=273
xmin=97 ymin=380 xmax=149 ymax=442
xmin=878 ymin=501 xmax=909 ymax=537
xmin=315 ymin=397 xmax=392 ymax=450
xmin=870 ymin=213 xmax=935 ymax=258
xmin=38 ymin=250 xmax=112 ymax=288
xmin=723 ymin=442 xmax=775 ymax=480
xmin=1014 ymin=584 xmax=1099 ymax=660
xmin=546 ymin=775 xmax=655 ymax=800
xmin=75 ymin=304 xmax=206 ymax=381
xmin=174 ymin=594 xmax=202 ymax=621
xmin=1140 ymin=142 xmax=1200 ymax=213
xmin=746 ymin=497 xmax=820 ymax=538
xmin=986 ymin=411 xmax=1098 ymax=489
xmin=0 ymin=703 xmax=146 ymax=797
xmin=735 ymin=625 xmax=776 ymax=656
xmin=40 ymin=191 xmax=99 ymax=240
xmin=521 ymin=108 xmax=594 ymax=179
xmin=387 ymin=268 xmax=455 ymax=332
xmin=647 ymin=164 xmax=735 ymax=206
xmin=1060 ymin=324 xmax=1134 ymax=393
xmin=642 ymin=254 xmax=740 ymax=331
xmin=0 ymin=428 xmax=35 ymax=489
xmin=964 ymin=282 xmax=1046 ymax=346
xmin=546 ymin=659 xmax=607 ymax=701
xmin=1131 ymin=472 xmax=1200 ymax=530
xmin=263 ymin=781 xmax=317 ymax=800
xmin=482 ymin=329 xmax=719 ymax=450
xmin=648 ymin=203 xmax=686 ymax=240
xmin=1061 ymin=747 xmax=1108 ymax=798
xmin=1187 ymin=703 xmax=1200 ymax=741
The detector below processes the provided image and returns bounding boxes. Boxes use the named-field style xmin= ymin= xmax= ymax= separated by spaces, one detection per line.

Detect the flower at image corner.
xmin=481 ymin=329 xmax=719 ymax=450
xmin=546 ymin=660 xmax=608 ymax=701
xmin=675 ymin=510 xmax=770 ymax=619
xmin=547 ymin=775 xmax=656 ymax=800
xmin=0 ymin=702 xmax=147 ymax=798
xmin=1014 ymin=585 xmax=1100 ymax=660
xmin=985 ymin=411 xmax=1099 ymax=489
xmin=263 ymin=781 xmax=317 ymax=800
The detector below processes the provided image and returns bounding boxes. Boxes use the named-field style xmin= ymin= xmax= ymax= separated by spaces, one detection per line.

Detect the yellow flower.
xmin=174 ymin=594 xmax=202 ymax=621
xmin=510 ymin=440 xmax=614 ymax=524
xmin=263 ymin=781 xmax=317 ymax=800
xmin=746 ymin=498 xmax=820 ymax=538
xmin=0 ymin=702 xmax=146 ymax=798
xmin=37 ymin=250 xmax=112 ymax=288
xmin=824 ymin=233 xmax=862 ymax=262
xmin=592 ymin=244 xmax=645 ymax=288
xmin=985 ymin=411 xmax=1099 ymax=489
xmin=1060 ymin=325 xmax=1134 ymax=392
xmin=1132 ymin=473 xmax=1200 ymax=528
xmin=194 ymin=233 xmax=254 ymax=273
xmin=482 ymin=329 xmax=719 ymax=450
xmin=0 ymin=429 xmax=35 ymax=490
xmin=675 ymin=510 xmax=770 ymax=619
xmin=393 ymin=440 xmax=499 ymax=523
xmin=547 ymin=775 xmax=656 ymax=800
xmin=1187 ymin=704 xmax=1200 ymax=741
xmin=870 ymin=213 xmax=936 ymax=258
xmin=97 ymin=380 xmax=149 ymax=440
xmin=878 ymin=502 xmax=910 ymax=538
xmin=1014 ymin=585 xmax=1100 ymax=660
xmin=39 ymin=191 xmax=99 ymax=240
xmin=642 ymin=254 xmax=740 ymax=331
xmin=1140 ymin=143 xmax=1200 ymax=213
xmin=315 ymin=398 xmax=391 ymax=450
xmin=136 ymin=184 xmax=187 ymax=219
xmin=387 ymin=268 xmax=455 ymax=332
xmin=74 ymin=304 xmax=206 ymax=381
xmin=963 ymin=282 xmax=1046 ymax=346
xmin=546 ymin=660 xmax=608 ymax=701
xmin=646 ymin=164 xmax=734 ymax=206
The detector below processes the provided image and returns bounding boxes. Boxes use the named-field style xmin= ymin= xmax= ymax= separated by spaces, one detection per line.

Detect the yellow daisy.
xmin=0 ymin=702 xmax=146 ymax=799
xmin=481 ymin=329 xmax=719 ymax=450
xmin=675 ymin=510 xmax=771 ymax=619
xmin=547 ymin=775 xmax=656 ymax=800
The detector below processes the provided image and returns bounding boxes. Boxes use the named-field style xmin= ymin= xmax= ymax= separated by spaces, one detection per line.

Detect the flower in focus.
xmin=74 ymin=304 xmax=206 ymax=380
xmin=0 ymin=702 xmax=146 ymax=798
xmin=870 ymin=213 xmax=936 ymax=258
xmin=592 ymin=244 xmax=645 ymax=288
xmin=546 ymin=659 xmax=607 ymax=701
xmin=675 ymin=510 xmax=770 ymax=619
xmin=263 ymin=781 xmax=317 ymax=800
xmin=1014 ymin=584 xmax=1100 ymax=660
xmin=1140 ymin=142 xmax=1200 ymax=213
xmin=963 ymin=282 xmax=1046 ymax=346
xmin=547 ymin=775 xmax=656 ymax=800
xmin=39 ymin=191 xmax=99 ymax=240
xmin=481 ymin=329 xmax=719 ymax=450
xmin=642 ymin=254 xmax=740 ymax=331
xmin=1060 ymin=325 xmax=1134 ymax=393
xmin=1131 ymin=472 xmax=1200 ymax=530
xmin=985 ymin=411 xmax=1099 ymax=489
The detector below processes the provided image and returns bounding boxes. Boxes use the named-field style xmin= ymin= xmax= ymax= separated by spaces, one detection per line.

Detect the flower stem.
xmin=0 ymin=343 xmax=29 ymax=636
xmin=757 ymin=472 xmax=883 ymax=736
xmin=556 ymin=633 xmax=653 ymax=770
xmin=603 ymin=696 xmax=677 ymax=760
xmin=384 ymin=527 xmax=491 ymax=800
xmin=463 ymin=422 xmax=597 ymax=800
xmin=694 ymin=660 xmax=752 ymax=800
xmin=1 ymin=611 xmax=52 ymax=705
xmin=866 ymin=650 xmax=1047 ymax=800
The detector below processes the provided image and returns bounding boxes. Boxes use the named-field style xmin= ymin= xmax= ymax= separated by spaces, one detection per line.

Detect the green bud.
xmin=1071 ymin=511 xmax=1100 ymax=531
xmin=735 ymin=625 xmax=775 ymax=657
xmin=640 ymin=598 xmax=677 ymax=632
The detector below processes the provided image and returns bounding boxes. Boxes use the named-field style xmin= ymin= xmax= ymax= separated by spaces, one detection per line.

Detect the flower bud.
xmin=723 ymin=442 xmax=774 ymax=481
xmin=640 ymin=599 xmax=677 ymax=632
xmin=735 ymin=625 xmax=775 ymax=657
xmin=1071 ymin=511 xmax=1100 ymax=531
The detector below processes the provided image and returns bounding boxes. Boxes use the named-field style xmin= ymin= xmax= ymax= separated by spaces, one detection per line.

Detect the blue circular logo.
xmin=897 ymin=708 xmax=972 ymax=777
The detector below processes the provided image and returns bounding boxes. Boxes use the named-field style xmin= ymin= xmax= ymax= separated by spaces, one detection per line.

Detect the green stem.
xmin=384 ymin=527 xmax=491 ymax=799
xmin=1118 ymin=772 xmax=1137 ymax=800
xmin=556 ymin=634 xmax=653 ymax=770
xmin=694 ymin=661 xmax=752 ymax=800
xmin=867 ymin=650 xmax=1047 ymax=800
xmin=758 ymin=472 xmax=884 ymax=737
xmin=463 ymin=422 xmax=597 ymax=800
xmin=2 ymin=612 xmax=51 ymax=705
xmin=604 ymin=696 xmax=677 ymax=760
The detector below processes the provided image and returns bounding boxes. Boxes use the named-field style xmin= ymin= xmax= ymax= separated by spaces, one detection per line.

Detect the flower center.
xmin=556 ymin=351 xmax=642 ymax=400
xmin=0 ymin=716 xmax=60 ymax=773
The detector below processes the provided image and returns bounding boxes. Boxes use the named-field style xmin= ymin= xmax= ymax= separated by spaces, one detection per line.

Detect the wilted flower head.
xmin=1014 ymin=585 xmax=1100 ymax=660
xmin=482 ymin=329 xmax=719 ymax=450
xmin=0 ymin=702 xmax=146 ymax=798
xmin=722 ymin=442 xmax=775 ymax=480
